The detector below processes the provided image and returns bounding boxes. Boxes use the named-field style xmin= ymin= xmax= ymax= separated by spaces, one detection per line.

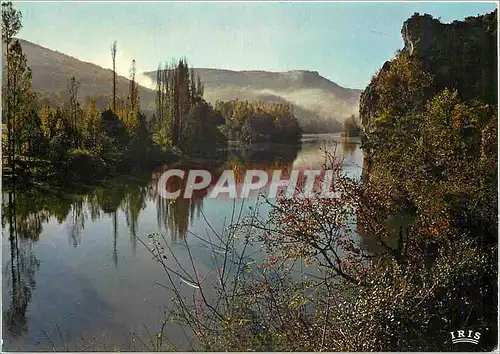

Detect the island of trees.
xmin=341 ymin=114 xmax=362 ymax=137
xmin=215 ymin=99 xmax=301 ymax=145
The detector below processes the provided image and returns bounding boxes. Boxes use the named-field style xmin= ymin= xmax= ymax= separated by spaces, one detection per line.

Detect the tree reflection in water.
xmin=68 ymin=199 xmax=86 ymax=248
xmin=340 ymin=136 xmax=359 ymax=158
xmin=1 ymin=142 xmax=300 ymax=341
xmin=151 ymin=143 xmax=300 ymax=242
xmin=3 ymin=191 xmax=41 ymax=338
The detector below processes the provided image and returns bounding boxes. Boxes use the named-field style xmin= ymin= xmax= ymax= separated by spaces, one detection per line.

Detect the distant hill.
xmin=19 ymin=39 xmax=157 ymax=112
xmin=20 ymin=39 xmax=361 ymax=133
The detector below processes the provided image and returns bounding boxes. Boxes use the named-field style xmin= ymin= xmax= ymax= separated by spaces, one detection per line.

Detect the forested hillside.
xmin=18 ymin=39 xmax=157 ymax=112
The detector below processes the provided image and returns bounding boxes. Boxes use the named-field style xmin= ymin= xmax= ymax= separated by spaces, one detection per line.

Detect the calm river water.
xmin=2 ymin=133 xmax=363 ymax=351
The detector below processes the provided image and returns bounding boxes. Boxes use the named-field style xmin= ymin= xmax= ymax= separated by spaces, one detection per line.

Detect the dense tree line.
xmin=1 ymin=2 xmax=171 ymax=184
xmin=215 ymin=100 xmax=301 ymax=145
xmin=36 ymin=72 xmax=159 ymax=179
xmin=2 ymin=44 xmax=163 ymax=184
xmin=3 ymin=1 xmax=304 ymax=185
xmin=2 ymin=3 xmax=229 ymax=184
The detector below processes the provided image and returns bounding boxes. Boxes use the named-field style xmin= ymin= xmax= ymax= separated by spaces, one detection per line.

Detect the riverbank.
xmin=2 ymin=146 xmax=180 ymax=190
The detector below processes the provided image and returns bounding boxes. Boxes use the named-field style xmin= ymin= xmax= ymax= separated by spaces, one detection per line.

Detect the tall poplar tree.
xmin=129 ymin=59 xmax=139 ymax=112
xmin=2 ymin=1 xmax=23 ymax=176
xmin=67 ymin=76 xmax=80 ymax=148
xmin=111 ymin=40 xmax=117 ymax=111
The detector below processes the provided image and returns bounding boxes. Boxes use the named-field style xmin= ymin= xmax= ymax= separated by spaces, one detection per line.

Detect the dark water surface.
xmin=2 ymin=134 xmax=363 ymax=351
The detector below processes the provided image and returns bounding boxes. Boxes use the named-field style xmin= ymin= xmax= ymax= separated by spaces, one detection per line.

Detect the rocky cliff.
xmin=359 ymin=10 xmax=497 ymax=179
xmin=360 ymin=10 xmax=497 ymax=127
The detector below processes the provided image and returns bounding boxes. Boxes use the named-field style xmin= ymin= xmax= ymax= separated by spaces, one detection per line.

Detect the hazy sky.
xmin=16 ymin=1 xmax=497 ymax=89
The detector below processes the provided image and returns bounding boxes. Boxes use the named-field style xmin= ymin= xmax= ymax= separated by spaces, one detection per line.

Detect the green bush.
xmin=66 ymin=148 xmax=107 ymax=181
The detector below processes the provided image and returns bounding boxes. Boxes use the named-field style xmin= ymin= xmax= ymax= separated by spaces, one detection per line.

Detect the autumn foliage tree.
xmin=215 ymin=100 xmax=301 ymax=145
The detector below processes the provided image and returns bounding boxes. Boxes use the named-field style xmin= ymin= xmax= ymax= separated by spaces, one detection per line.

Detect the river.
xmin=2 ymin=133 xmax=363 ymax=351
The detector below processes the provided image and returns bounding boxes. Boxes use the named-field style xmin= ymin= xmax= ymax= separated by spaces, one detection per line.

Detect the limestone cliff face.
xmin=359 ymin=10 xmax=497 ymax=179
xmin=402 ymin=11 xmax=497 ymax=103
xmin=361 ymin=10 xmax=497 ymax=125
